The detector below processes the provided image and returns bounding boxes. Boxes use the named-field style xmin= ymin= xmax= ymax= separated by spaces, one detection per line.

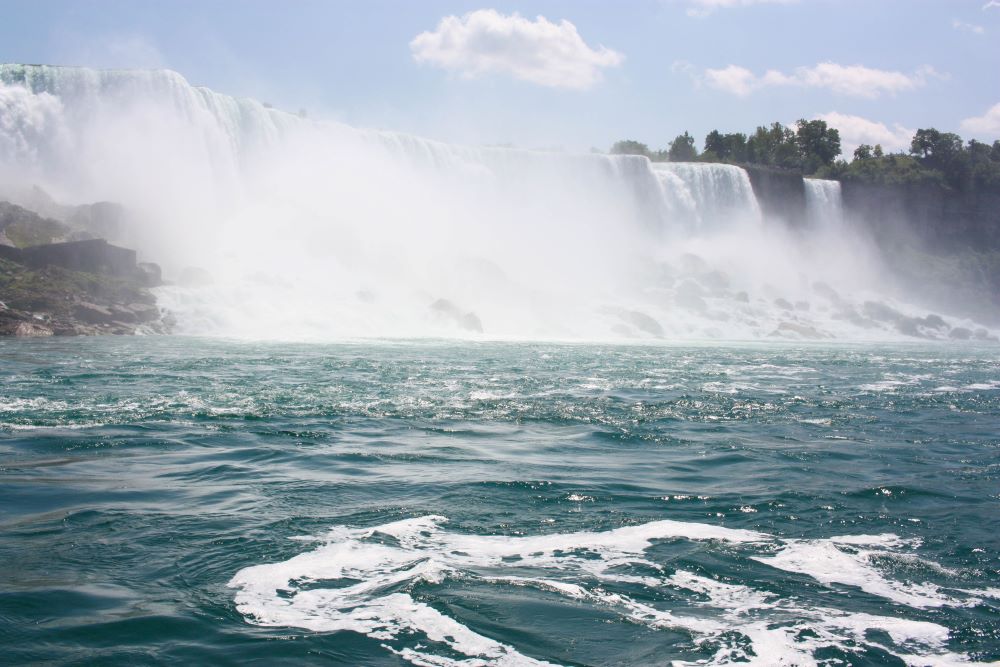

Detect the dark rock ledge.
xmin=0 ymin=201 xmax=171 ymax=337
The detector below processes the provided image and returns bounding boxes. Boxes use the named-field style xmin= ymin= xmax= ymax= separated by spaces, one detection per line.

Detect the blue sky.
xmin=2 ymin=0 xmax=999 ymax=155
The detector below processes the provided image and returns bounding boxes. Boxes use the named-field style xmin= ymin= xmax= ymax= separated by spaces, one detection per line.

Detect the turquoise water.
xmin=1 ymin=337 xmax=998 ymax=665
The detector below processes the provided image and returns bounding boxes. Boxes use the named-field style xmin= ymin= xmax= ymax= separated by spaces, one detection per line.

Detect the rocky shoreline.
xmin=0 ymin=198 xmax=172 ymax=337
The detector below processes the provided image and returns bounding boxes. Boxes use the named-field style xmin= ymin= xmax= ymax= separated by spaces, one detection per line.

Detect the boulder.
xmin=136 ymin=262 xmax=162 ymax=287
xmin=73 ymin=301 xmax=115 ymax=324
xmin=12 ymin=321 xmax=53 ymax=337
xmin=623 ymin=310 xmax=664 ymax=337
xmin=772 ymin=321 xmax=828 ymax=339
xmin=949 ymin=327 xmax=972 ymax=340
xmin=675 ymin=280 xmax=707 ymax=312
xmin=109 ymin=305 xmax=138 ymax=323
xmin=774 ymin=298 xmax=794 ymax=311
xmin=430 ymin=298 xmax=484 ymax=333
xmin=178 ymin=266 xmax=214 ymax=287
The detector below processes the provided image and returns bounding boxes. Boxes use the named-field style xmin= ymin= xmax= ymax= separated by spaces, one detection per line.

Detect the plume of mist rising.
xmin=0 ymin=65 xmax=991 ymax=341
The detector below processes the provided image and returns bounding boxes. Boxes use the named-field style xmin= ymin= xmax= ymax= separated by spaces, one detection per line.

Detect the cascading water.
xmin=0 ymin=64 xmax=991 ymax=341
xmin=803 ymin=178 xmax=844 ymax=231
xmin=652 ymin=162 xmax=761 ymax=231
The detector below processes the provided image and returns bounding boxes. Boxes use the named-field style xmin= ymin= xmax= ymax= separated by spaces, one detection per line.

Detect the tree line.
xmin=609 ymin=122 xmax=1000 ymax=193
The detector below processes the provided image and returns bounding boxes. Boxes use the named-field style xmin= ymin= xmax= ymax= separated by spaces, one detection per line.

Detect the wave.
xmin=230 ymin=515 xmax=991 ymax=666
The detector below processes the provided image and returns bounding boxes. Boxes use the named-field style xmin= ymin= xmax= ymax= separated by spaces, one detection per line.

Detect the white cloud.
xmin=701 ymin=62 xmax=941 ymax=98
xmin=952 ymin=19 xmax=985 ymax=34
xmin=410 ymin=9 xmax=623 ymax=90
xmin=703 ymin=65 xmax=759 ymax=96
xmin=960 ymin=103 xmax=1000 ymax=138
xmin=815 ymin=112 xmax=914 ymax=157
xmin=984 ymin=1 xmax=1000 ymax=9
xmin=684 ymin=0 xmax=797 ymax=18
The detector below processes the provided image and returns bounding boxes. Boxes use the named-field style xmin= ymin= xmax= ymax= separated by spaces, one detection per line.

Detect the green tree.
xmin=746 ymin=122 xmax=799 ymax=169
xmin=668 ymin=131 xmax=698 ymax=161
xmin=873 ymin=144 xmax=884 ymax=158
xmin=795 ymin=119 xmax=841 ymax=174
xmin=854 ymin=144 xmax=873 ymax=161
xmin=909 ymin=129 xmax=963 ymax=170
xmin=722 ymin=133 xmax=748 ymax=163
xmin=704 ymin=130 xmax=725 ymax=158
xmin=610 ymin=140 xmax=652 ymax=158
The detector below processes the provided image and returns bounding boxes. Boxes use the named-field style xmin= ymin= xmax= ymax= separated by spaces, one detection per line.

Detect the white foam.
xmin=753 ymin=534 xmax=967 ymax=608
xmin=231 ymin=516 xmax=986 ymax=666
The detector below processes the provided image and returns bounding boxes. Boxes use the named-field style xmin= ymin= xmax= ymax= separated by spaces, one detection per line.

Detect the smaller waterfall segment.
xmin=803 ymin=178 xmax=844 ymax=231
xmin=651 ymin=162 xmax=762 ymax=232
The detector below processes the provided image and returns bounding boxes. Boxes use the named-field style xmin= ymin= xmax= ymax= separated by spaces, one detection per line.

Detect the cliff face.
xmin=0 ymin=195 xmax=170 ymax=337
xmin=840 ymin=181 xmax=1000 ymax=322
xmin=744 ymin=166 xmax=807 ymax=226
xmin=841 ymin=181 xmax=1000 ymax=251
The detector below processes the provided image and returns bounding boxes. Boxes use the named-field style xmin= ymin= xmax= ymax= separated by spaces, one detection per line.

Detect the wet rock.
xmin=812 ymin=281 xmax=841 ymax=304
xmin=771 ymin=321 xmax=828 ymax=339
xmin=461 ymin=312 xmax=484 ymax=334
xmin=774 ymin=298 xmax=794 ymax=311
xmin=974 ymin=328 xmax=998 ymax=342
xmin=178 ymin=266 xmax=214 ymax=287
xmin=734 ymin=291 xmax=750 ymax=303
xmin=128 ymin=303 xmax=160 ymax=323
xmin=675 ymin=280 xmax=707 ymax=312
xmin=920 ymin=314 xmax=947 ymax=329
xmin=136 ymin=262 xmax=162 ymax=287
xmin=862 ymin=301 xmax=901 ymax=323
xmin=679 ymin=253 xmax=708 ymax=275
xmin=73 ymin=301 xmax=115 ymax=324
xmin=700 ymin=270 xmax=730 ymax=291
xmin=109 ymin=305 xmax=138 ymax=323
xmin=430 ymin=298 xmax=484 ymax=333
xmin=832 ymin=306 xmax=877 ymax=329
xmin=860 ymin=301 xmax=927 ymax=337
xmin=623 ymin=310 xmax=664 ymax=337
xmin=13 ymin=320 xmax=53 ymax=336
xmin=893 ymin=318 xmax=923 ymax=337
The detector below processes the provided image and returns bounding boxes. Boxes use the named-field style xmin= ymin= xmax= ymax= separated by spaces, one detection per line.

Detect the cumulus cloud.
xmin=410 ymin=9 xmax=623 ymax=90
xmin=701 ymin=62 xmax=941 ymax=98
xmin=684 ymin=0 xmax=797 ymax=18
xmin=952 ymin=19 xmax=985 ymax=34
xmin=815 ymin=112 xmax=914 ymax=157
xmin=702 ymin=65 xmax=759 ymax=96
xmin=960 ymin=103 xmax=1000 ymax=137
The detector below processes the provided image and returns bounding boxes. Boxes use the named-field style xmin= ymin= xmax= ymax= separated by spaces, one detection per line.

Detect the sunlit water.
xmin=1 ymin=337 xmax=998 ymax=665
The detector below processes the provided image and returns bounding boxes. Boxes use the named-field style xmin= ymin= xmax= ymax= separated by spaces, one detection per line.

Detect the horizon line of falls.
xmin=0 ymin=63 xmax=991 ymax=341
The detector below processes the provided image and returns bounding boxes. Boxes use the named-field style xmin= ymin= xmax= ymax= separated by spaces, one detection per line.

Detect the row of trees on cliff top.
xmin=610 ymin=121 xmax=1000 ymax=193
xmin=610 ymin=120 xmax=842 ymax=175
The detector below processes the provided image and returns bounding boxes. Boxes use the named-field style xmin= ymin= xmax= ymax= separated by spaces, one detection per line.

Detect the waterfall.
xmin=0 ymin=64 xmax=984 ymax=342
xmin=652 ymin=162 xmax=762 ymax=231
xmin=803 ymin=178 xmax=844 ymax=231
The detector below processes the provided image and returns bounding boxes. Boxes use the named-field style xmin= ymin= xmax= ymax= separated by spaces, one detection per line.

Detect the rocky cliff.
xmin=744 ymin=165 xmax=807 ymax=226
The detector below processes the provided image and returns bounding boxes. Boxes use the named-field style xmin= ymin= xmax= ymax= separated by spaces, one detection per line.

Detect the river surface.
xmin=1 ymin=337 xmax=998 ymax=665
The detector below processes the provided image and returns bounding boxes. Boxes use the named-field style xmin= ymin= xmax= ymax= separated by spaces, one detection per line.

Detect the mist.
xmin=0 ymin=64 xmax=992 ymax=341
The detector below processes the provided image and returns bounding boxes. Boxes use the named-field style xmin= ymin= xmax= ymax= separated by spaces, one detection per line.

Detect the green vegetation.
xmin=610 ymin=122 xmax=1000 ymax=195
xmin=0 ymin=201 xmax=69 ymax=247
xmin=609 ymin=119 xmax=840 ymax=174
xmin=0 ymin=257 xmax=149 ymax=316
xmin=609 ymin=140 xmax=653 ymax=159
xmin=667 ymin=131 xmax=698 ymax=162
xmin=818 ymin=130 xmax=1000 ymax=193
